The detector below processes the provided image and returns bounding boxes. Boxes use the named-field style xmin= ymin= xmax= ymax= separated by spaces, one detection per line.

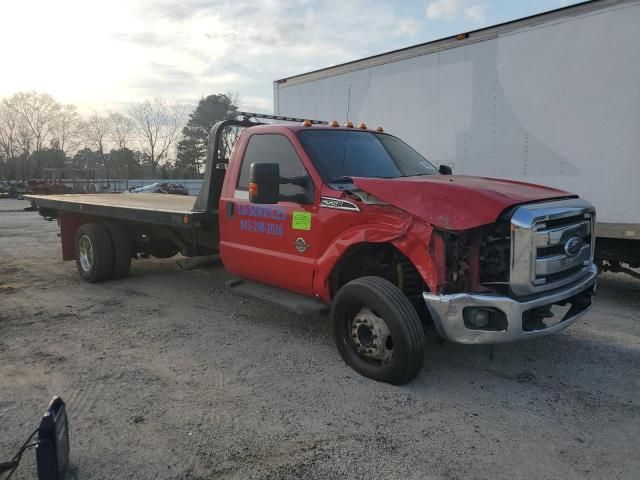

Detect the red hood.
xmin=353 ymin=175 xmax=574 ymax=231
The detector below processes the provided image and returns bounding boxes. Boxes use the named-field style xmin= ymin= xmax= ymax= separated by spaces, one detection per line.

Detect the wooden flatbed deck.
xmin=25 ymin=193 xmax=210 ymax=228
xmin=26 ymin=193 xmax=196 ymax=213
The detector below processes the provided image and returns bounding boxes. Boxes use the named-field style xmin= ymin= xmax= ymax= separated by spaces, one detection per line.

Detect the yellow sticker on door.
xmin=292 ymin=211 xmax=312 ymax=230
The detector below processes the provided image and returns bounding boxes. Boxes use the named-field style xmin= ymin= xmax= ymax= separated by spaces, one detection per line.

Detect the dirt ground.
xmin=1 ymin=198 xmax=639 ymax=480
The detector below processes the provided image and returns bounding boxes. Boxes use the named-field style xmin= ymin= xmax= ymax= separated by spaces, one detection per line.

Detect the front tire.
xmin=75 ymin=224 xmax=114 ymax=283
xmin=332 ymin=276 xmax=426 ymax=385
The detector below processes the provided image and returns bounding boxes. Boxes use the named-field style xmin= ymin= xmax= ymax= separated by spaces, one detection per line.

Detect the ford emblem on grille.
xmin=564 ymin=236 xmax=584 ymax=257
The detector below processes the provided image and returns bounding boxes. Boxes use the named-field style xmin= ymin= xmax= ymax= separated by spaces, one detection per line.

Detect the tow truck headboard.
xmin=192 ymin=118 xmax=256 ymax=214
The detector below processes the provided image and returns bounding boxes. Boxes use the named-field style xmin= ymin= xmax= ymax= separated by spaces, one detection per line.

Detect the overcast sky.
xmin=1 ymin=0 xmax=581 ymax=113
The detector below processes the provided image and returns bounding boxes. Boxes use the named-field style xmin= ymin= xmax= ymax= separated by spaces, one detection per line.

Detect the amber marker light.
xmin=358 ymin=122 xmax=367 ymax=129
xmin=248 ymin=182 xmax=258 ymax=197
xmin=329 ymin=120 xmax=339 ymax=127
xmin=345 ymin=121 xmax=354 ymax=128
xmin=302 ymin=119 xmax=312 ymax=127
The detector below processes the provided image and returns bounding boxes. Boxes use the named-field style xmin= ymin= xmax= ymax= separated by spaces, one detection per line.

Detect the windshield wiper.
xmin=329 ymin=176 xmax=355 ymax=183
xmin=399 ymin=172 xmax=437 ymax=177
xmin=329 ymin=175 xmax=397 ymax=183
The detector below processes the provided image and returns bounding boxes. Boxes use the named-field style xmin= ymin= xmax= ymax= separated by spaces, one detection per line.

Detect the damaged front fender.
xmin=313 ymin=214 xmax=443 ymax=302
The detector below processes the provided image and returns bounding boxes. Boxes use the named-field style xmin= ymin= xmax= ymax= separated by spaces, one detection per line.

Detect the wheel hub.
xmin=351 ymin=307 xmax=393 ymax=363
xmin=78 ymin=235 xmax=94 ymax=272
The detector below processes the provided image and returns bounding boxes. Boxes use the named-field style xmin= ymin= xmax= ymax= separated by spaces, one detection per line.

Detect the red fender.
xmin=59 ymin=213 xmax=99 ymax=261
xmin=313 ymin=216 xmax=441 ymax=302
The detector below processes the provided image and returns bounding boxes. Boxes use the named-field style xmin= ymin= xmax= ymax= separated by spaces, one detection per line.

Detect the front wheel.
xmin=332 ymin=276 xmax=426 ymax=385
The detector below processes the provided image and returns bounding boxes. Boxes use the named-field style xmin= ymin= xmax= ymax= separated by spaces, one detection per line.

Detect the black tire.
xmin=105 ymin=222 xmax=132 ymax=279
xmin=75 ymin=223 xmax=114 ymax=283
xmin=332 ymin=276 xmax=425 ymax=385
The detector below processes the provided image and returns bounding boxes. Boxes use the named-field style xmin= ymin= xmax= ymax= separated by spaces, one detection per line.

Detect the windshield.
xmin=297 ymin=129 xmax=438 ymax=182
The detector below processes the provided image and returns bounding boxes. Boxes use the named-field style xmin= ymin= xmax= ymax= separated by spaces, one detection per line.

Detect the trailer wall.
xmin=275 ymin=0 xmax=640 ymax=232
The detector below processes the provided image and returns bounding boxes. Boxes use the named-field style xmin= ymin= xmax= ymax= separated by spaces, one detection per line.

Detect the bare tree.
xmin=0 ymin=101 xmax=20 ymax=162
xmin=52 ymin=104 xmax=83 ymax=154
xmin=6 ymin=91 xmax=61 ymax=153
xmin=108 ymin=112 xmax=135 ymax=150
xmin=84 ymin=113 xmax=111 ymax=176
xmin=129 ymin=99 xmax=186 ymax=176
xmin=84 ymin=113 xmax=110 ymax=153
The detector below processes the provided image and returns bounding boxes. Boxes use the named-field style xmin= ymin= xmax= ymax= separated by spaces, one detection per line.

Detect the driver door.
xmin=220 ymin=133 xmax=318 ymax=296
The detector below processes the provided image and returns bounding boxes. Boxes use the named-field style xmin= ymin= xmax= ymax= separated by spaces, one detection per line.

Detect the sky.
xmin=0 ymin=0 xmax=583 ymax=114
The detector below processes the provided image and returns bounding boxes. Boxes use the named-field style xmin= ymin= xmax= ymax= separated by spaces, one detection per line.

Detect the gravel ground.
xmin=1 ymin=198 xmax=639 ymax=480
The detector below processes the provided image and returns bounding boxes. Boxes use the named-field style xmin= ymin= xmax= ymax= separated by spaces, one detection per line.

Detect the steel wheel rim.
xmin=78 ymin=235 xmax=94 ymax=272
xmin=350 ymin=307 xmax=394 ymax=364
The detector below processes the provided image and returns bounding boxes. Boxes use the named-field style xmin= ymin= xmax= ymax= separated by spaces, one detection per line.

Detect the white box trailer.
xmin=274 ymin=0 xmax=640 ymax=276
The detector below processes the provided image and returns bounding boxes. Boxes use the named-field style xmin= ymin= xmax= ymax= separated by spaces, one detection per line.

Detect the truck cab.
xmin=27 ymin=113 xmax=598 ymax=385
xmin=216 ymin=118 xmax=597 ymax=381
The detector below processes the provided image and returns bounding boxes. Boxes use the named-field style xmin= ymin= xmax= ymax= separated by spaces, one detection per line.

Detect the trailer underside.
xmin=25 ymin=193 xmax=220 ymax=261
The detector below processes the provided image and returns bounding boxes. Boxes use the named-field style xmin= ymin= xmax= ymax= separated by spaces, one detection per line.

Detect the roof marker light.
xmin=345 ymin=121 xmax=354 ymax=128
xmin=358 ymin=122 xmax=367 ymax=129
xmin=376 ymin=127 xmax=384 ymax=132
xmin=302 ymin=119 xmax=312 ymax=127
xmin=329 ymin=120 xmax=339 ymax=127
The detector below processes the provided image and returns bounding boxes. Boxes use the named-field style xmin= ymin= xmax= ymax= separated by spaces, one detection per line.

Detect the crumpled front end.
xmin=422 ymin=198 xmax=597 ymax=344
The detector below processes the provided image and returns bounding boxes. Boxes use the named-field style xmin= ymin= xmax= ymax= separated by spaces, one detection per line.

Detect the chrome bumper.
xmin=423 ymin=264 xmax=598 ymax=344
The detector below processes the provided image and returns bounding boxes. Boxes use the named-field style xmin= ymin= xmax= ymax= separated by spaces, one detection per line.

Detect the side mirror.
xmin=439 ymin=164 xmax=452 ymax=175
xmin=249 ymin=163 xmax=280 ymax=204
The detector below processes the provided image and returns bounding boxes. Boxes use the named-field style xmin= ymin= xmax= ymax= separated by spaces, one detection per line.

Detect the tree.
xmin=84 ymin=113 xmax=111 ymax=176
xmin=108 ymin=147 xmax=143 ymax=179
xmin=30 ymin=148 xmax=66 ymax=175
xmin=109 ymin=112 xmax=134 ymax=150
xmin=0 ymin=102 xmax=21 ymax=177
xmin=52 ymin=104 xmax=83 ymax=154
xmin=69 ymin=148 xmax=104 ymax=172
xmin=5 ymin=92 xmax=61 ymax=153
xmin=129 ymin=98 xmax=186 ymax=176
xmin=176 ymin=93 xmax=238 ymax=177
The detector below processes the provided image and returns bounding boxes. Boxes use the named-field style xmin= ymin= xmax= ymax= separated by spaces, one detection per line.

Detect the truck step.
xmin=226 ymin=279 xmax=329 ymax=317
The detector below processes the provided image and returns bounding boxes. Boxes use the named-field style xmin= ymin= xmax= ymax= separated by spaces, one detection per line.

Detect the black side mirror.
xmin=439 ymin=164 xmax=452 ymax=175
xmin=249 ymin=163 xmax=315 ymax=205
xmin=249 ymin=163 xmax=280 ymax=204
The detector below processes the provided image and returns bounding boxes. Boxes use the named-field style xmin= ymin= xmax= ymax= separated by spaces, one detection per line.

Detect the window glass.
xmin=237 ymin=134 xmax=308 ymax=196
xmin=297 ymin=130 xmax=438 ymax=182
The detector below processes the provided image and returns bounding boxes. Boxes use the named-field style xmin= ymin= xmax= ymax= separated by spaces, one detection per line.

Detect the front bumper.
xmin=423 ymin=264 xmax=598 ymax=344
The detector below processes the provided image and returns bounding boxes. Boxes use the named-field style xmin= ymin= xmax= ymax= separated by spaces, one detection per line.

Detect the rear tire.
xmin=105 ymin=222 xmax=132 ymax=279
xmin=75 ymin=224 xmax=114 ymax=283
xmin=332 ymin=276 xmax=426 ymax=385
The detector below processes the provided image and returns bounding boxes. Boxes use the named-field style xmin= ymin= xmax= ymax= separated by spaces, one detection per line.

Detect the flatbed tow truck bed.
xmin=25 ymin=193 xmax=209 ymax=228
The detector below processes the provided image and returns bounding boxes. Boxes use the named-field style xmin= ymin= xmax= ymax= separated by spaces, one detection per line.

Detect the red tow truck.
xmin=27 ymin=112 xmax=597 ymax=384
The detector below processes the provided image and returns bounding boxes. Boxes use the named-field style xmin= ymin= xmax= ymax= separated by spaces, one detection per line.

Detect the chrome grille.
xmin=510 ymin=199 xmax=595 ymax=296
